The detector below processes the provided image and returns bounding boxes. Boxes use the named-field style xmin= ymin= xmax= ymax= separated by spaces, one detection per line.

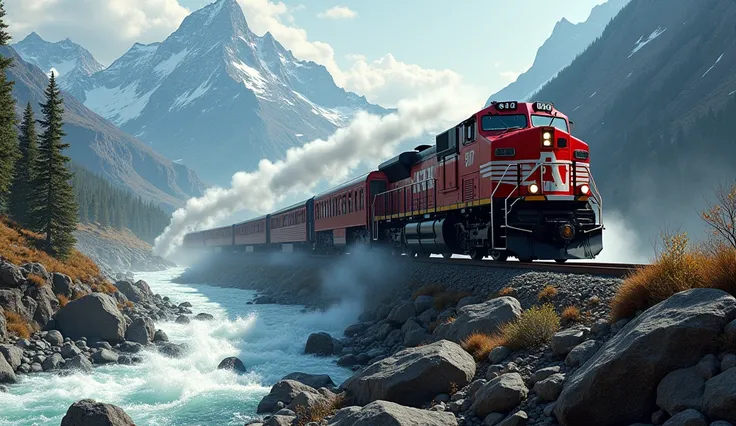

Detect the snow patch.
xmin=629 ymin=27 xmax=667 ymax=58
xmin=589 ymin=92 xmax=597 ymax=98
xmin=295 ymin=133 xmax=303 ymax=137
xmin=48 ymin=59 xmax=77 ymax=77
xmin=292 ymin=91 xmax=347 ymax=126
xmin=171 ymin=79 xmax=213 ymax=110
xmin=154 ymin=49 xmax=189 ymax=78
xmin=84 ymin=83 xmax=158 ymax=125
xmin=627 ymin=72 xmax=633 ymax=78
xmin=203 ymin=0 xmax=225 ymax=26
xmin=730 ymin=90 xmax=736 ymax=96
xmin=232 ymin=60 xmax=270 ymax=97
xmin=572 ymin=106 xmax=580 ymax=112
xmin=702 ymin=53 xmax=724 ymax=78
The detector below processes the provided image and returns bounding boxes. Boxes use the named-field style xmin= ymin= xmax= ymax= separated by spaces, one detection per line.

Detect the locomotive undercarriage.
xmin=378 ymin=199 xmax=603 ymax=262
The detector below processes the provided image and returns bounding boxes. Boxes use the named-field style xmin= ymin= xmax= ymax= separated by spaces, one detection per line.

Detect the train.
xmin=182 ymin=101 xmax=604 ymax=263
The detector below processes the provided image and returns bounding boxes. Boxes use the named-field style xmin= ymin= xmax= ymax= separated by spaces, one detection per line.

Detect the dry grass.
xmin=5 ymin=311 xmax=32 ymax=339
xmin=609 ymin=232 xmax=736 ymax=322
xmin=76 ymin=222 xmax=152 ymax=251
xmin=461 ymin=332 xmax=507 ymax=361
xmin=537 ymin=285 xmax=558 ymax=302
xmin=28 ymin=274 xmax=47 ymax=287
xmin=502 ymin=304 xmax=560 ymax=350
xmin=0 ymin=217 xmax=108 ymax=287
xmin=125 ymin=300 xmax=134 ymax=308
xmin=57 ymin=295 xmax=70 ymax=307
xmin=497 ymin=287 xmax=516 ymax=297
xmin=294 ymin=394 xmax=345 ymax=426
xmin=561 ymin=306 xmax=581 ymax=324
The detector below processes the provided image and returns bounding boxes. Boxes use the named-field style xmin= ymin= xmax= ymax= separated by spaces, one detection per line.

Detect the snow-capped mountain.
xmin=486 ymin=0 xmax=631 ymax=105
xmin=56 ymin=0 xmax=388 ymax=186
xmin=12 ymin=32 xmax=105 ymax=97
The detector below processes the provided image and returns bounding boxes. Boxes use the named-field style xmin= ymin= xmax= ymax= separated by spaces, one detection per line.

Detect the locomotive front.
xmin=481 ymin=101 xmax=603 ymax=262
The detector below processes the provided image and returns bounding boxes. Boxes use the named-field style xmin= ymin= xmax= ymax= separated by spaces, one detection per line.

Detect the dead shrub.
xmin=57 ymin=295 xmax=70 ymax=307
xmin=5 ymin=311 xmax=31 ymax=339
xmin=28 ymin=274 xmax=47 ymax=287
xmin=496 ymin=287 xmax=516 ymax=297
xmin=294 ymin=394 xmax=346 ymax=426
xmin=537 ymin=285 xmax=558 ymax=302
xmin=461 ymin=332 xmax=507 ymax=361
xmin=561 ymin=306 xmax=581 ymax=324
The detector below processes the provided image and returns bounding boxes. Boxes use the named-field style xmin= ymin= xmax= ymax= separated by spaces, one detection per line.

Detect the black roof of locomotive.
xmin=378 ymin=143 xmax=436 ymax=182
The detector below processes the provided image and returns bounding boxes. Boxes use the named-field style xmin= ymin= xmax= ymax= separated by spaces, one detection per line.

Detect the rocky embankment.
xmin=74 ymin=224 xmax=175 ymax=279
xmin=0 ymin=258 xmax=212 ymax=387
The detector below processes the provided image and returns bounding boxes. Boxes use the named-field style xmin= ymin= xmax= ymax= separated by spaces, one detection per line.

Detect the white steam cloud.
xmin=153 ymin=88 xmax=483 ymax=258
xmin=593 ymin=210 xmax=652 ymax=263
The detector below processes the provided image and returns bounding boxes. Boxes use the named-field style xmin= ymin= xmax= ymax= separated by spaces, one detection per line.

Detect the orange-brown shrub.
xmin=294 ymin=394 xmax=345 ymax=426
xmin=28 ymin=274 xmax=47 ymax=287
xmin=537 ymin=285 xmax=558 ymax=302
xmin=461 ymin=332 xmax=507 ymax=361
xmin=125 ymin=300 xmax=134 ymax=308
xmin=57 ymin=295 xmax=70 ymax=307
xmin=561 ymin=306 xmax=581 ymax=323
xmin=5 ymin=311 xmax=31 ymax=339
xmin=497 ymin=287 xmax=516 ymax=297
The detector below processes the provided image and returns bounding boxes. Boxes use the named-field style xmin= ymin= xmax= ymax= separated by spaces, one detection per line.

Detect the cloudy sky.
xmin=5 ymin=0 xmax=606 ymax=107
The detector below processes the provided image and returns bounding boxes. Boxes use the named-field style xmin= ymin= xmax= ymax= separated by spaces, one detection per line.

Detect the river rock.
xmin=92 ymin=349 xmax=119 ymax=364
xmin=60 ymin=398 xmax=135 ymax=425
xmin=281 ymin=372 xmax=335 ymax=389
xmin=472 ymin=373 xmax=528 ymax=417
xmin=554 ymin=288 xmax=736 ymax=426
xmin=0 ymin=353 xmax=16 ymax=384
xmin=565 ymin=340 xmax=601 ymax=367
xmin=55 ymin=294 xmax=127 ymax=343
xmin=257 ymin=379 xmax=316 ymax=414
xmin=52 ymin=273 xmax=73 ymax=298
xmin=114 ymin=281 xmax=146 ymax=303
xmin=157 ymin=342 xmax=188 ymax=358
xmin=0 ymin=344 xmax=22 ymax=370
xmin=662 ymin=408 xmax=707 ymax=426
xmin=657 ymin=366 xmax=706 ymax=415
xmin=153 ymin=330 xmax=168 ymax=342
xmin=414 ymin=295 xmax=434 ymax=314
xmin=217 ymin=357 xmax=246 ymax=374
xmin=433 ymin=297 xmax=522 ymax=343
xmin=387 ymin=302 xmax=416 ymax=325
xmin=551 ymin=326 xmax=588 ymax=356
xmin=124 ymin=317 xmax=154 ymax=345
xmin=534 ymin=373 xmax=566 ymax=402
xmin=305 ymin=332 xmax=340 ymax=356
xmin=341 ymin=339 xmax=476 ymax=407
xmin=62 ymin=355 xmax=93 ymax=373
xmin=327 ymin=400 xmax=458 ymax=425
xmin=175 ymin=315 xmax=190 ymax=324
xmin=194 ymin=313 xmax=214 ymax=321
xmin=703 ymin=367 xmax=736 ymax=422
xmin=44 ymin=330 xmax=64 ymax=347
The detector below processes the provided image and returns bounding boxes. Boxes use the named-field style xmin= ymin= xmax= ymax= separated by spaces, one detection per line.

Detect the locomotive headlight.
xmin=580 ymin=184 xmax=590 ymax=195
xmin=543 ymin=132 xmax=552 ymax=140
xmin=543 ymin=139 xmax=552 ymax=147
xmin=529 ymin=183 xmax=539 ymax=194
xmin=559 ymin=223 xmax=575 ymax=240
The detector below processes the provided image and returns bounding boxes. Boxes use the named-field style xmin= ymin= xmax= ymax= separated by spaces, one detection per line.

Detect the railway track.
xmin=415 ymin=257 xmax=646 ymax=278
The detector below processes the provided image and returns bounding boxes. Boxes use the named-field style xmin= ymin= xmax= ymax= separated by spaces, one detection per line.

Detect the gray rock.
xmin=62 ymin=355 xmax=93 ymax=373
xmin=257 ymin=379 xmax=316 ymax=414
xmin=0 ymin=261 xmax=24 ymax=288
xmin=0 ymin=344 xmax=23 ymax=370
xmin=60 ymin=398 xmax=135 ymax=425
xmin=344 ymin=323 xmax=368 ymax=337
xmin=118 ymin=342 xmax=143 ymax=353
xmin=534 ymin=373 xmax=565 ymax=402
xmin=703 ymin=367 xmax=736 ymax=422
xmin=657 ymin=366 xmax=706 ymax=415
xmin=433 ymin=297 xmax=522 ymax=344
xmin=497 ymin=411 xmax=529 ymax=426
xmin=157 ymin=342 xmax=188 ymax=358
xmin=42 ymin=352 xmax=64 ymax=371
xmin=326 ymin=400 xmax=457 ymax=425
xmin=591 ymin=319 xmax=611 ymax=334
xmin=722 ymin=354 xmax=736 ymax=373
xmin=217 ymin=357 xmax=246 ymax=374
xmin=153 ymin=330 xmax=168 ymax=343
xmin=414 ymin=296 xmax=434 ymax=314
xmin=55 ymin=294 xmax=127 ymax=343
xmin=341 ymin=339 xmax=476 ymax=407
xmin=61 ymin=342 xmax=83 ymax=359
xmin=551 ymin=326 xmax=588 ymax=356
xmin=175 ymin=315 xmax=190 ymax=324
xmin=403 ymin=329 xmax=430 ymax=347
xmin=114 ymin=281 xmax=146 ymax=303
xmin=0 ymin=353 xmax=16 ymax=384
xmin=565 ymin=340 xmax=602 ymax=367
xmin=457 ymin=296 xmax=481 ymax=310
xmin=44 ymin=330 xmax=64 ymax=347
xmin=27 ymin=284 xmax=59 ymax=327
xmin=662 ymin=409 xmax=707 ymax=426
xmin=124 ymin=317 xmax=154 ymax=345
xmin=51 ymin=273 xmax=73 ymax=298
xmin=387 ymin=302 xmax=416 ymax=325
xmin=555 ymin=288 xmax=736 ymax=426
xmin=281 ymin=372 xmax=334 ymax=389
xmin=489 ymin=346 xmax=512 ymax=364
xmin=194 ymin=313 xmax=214 ymax=321
xmin=91 ymin=349 xmax=119 ymax=364
xmin=531 ymin=366 xmax=561 ymax=384
xmin=30 ymin=362 xmax=43 ymax=372
xmin=471 ymin=373 xmax=528 ymax=417
xmin=305 ymin=332 xmax=338 ymax=356
xmin=263 ymin=415 xmax=295 ymax=426
xmin=483 ymin=413 xmax=506 ymax=426
xmin=22 ymin=262 xmax=50 ymax=281
xmin=696 ymin=354 xmax=720 ymax=380
xmin=710 ymin=422 xmax=735 ymax=426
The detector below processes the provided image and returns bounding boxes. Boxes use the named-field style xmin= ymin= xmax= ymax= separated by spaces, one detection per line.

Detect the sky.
xmin=5 ymin=0 xmax=607 ymax=107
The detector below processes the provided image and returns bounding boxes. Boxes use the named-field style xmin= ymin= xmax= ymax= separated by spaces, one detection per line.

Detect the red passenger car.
xmin=233 ymin=215 xmax=268 ymax=251
xmin=268 ymin=200 xmax=313 ymax=251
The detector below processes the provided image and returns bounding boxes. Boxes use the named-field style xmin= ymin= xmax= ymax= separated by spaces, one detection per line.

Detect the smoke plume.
xmin=153 ymin=87 xmax=482 ymax=258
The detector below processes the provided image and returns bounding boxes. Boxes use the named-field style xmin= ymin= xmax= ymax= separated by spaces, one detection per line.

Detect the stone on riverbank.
xmin=327 ymin=400 xmax=458 ymax=425
xmin=433 ymin=297 xmax=522 ymax=343
xmin=54 ymin=294 xmax=127 ymax=343
xmin=60 ymin=398 xmax=135 ymax=425
xmin=217 ymin=357 xmax=246 ymax=374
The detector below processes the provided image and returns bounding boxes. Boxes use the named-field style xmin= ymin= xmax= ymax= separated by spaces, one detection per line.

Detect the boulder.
xmin=153 ymin=330 xmax=168 ymax=342
xmin=124 ymin=317 xmax=154 ymax=345
xmin=551 ymin=326 xmax=588 ymax=356
xmin=55 ymin=294 xmax=127 ymax=343
xmin=341 ymin=339 xmax=476 ymax=407
xmin=217 ymin=357 xmax=246 ymax=374
xmin=0 ymin=307 xmax=5 ymax=341
xmin=497 ymin=411 xmax=529 ymax=426
xmin=281 ymin=372 xmax=335 ymax=389
xmin=0 ymin=344 xmax=22 ymax=370
xmin=92 ymin=349 xmax=119 ymax=364
xmin=327 ymin=400 xmax=458 ymax=425
xmin=433 ymin=297 xmax=522 ymax=343
xmin=414 ymin=296 xmax=434 ymax=315
xmin=44 ymin=330 xmax=64 ymax=346
xmin=27 ymin=284 xmax=59 ymax=327
xmin=657 ymin=366 xmax=705 ymax=415
xmin=22 ymin=263 xmax=50 ymax=281
xmin=661 ymin=408 xmax=707 ymax=426
xmin=62 ymin=355 xmax=93 ymax=373
xmin=52 ymin=273 xmax=73 ymax=298
xmin=565 ymin=340 xmax=601 ymax=367
xmin=344 ymin=323 xmax=369 ymax=337
xmin=555 ymin=288 xmax=736 ymax=426
xmin=257 ymin=379 xmax=316 ymax=414
xmin=175 ymin=315 xmax=190 ymax=324
xmin=0 ymin=289 xmax=26 ymax=317
xmin=286 ymin=387 xmax=336 ymax=415
xmin=60 ymin=399 xmax=135 ymax=425
xmin=157 ymin=342 xmax=188 ymax=358
xmin=0 ymin=352 xmax=16 ymax=384
xmin=0 ymin=261 xmax=24 ymax=288
xmin=114 ymin=281 xmax=146 ymax=303
xmin=305 ymin=332 xmax=339 ymax=356
xmin=387 ymin=302 xmax=416 ymax=325
xmin=703 ymin=367 xmax=736 ymax=422
xmin=534 ymin=373 xmax=565 ymax=402
xmin=133 ymin=280 xmax=154 ymax=299
xmin=471 ymin=373 xmax=528 ymax=417
xmin=194 ymin=313 xmax=214 ymax=321
xmin=42 ymin=353 xmax=64 ymax=371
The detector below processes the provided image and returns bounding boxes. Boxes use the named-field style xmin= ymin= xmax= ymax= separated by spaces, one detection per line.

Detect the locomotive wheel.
xmin=442 ymin=252 xmax=453 ymax=259
xmin=555 ymin=259 xmax=568 ymax=264
xmin=489 ymin=250 xmax=508 ymax=262
xmin=469 ymin=249 xmax=485 ymax=261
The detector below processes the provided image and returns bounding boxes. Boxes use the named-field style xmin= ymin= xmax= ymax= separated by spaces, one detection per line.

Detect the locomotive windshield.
xmin=531 ymin=115 xmax=569 ymax=132
xmin=481 ymin=114 xmax=528 ymax=131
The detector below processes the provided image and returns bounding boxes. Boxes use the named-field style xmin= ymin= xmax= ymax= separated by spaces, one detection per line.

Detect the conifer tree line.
xmin=70 ymin=164 xmax=171 ymax=244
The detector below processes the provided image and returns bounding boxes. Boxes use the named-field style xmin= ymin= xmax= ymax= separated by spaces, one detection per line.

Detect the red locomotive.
xmin=182 ymin=101 xmax=603 ymax=262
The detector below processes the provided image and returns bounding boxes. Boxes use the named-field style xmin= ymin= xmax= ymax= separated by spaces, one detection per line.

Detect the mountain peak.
xmin=22 ymin=31 xmax=44 ymax=43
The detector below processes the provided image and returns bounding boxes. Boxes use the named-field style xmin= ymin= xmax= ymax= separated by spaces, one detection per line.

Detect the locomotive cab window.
xmin=531 ymin=115 xmax=569 ymax=132
xmin=481 ymin=114 xmax=528 ymax=131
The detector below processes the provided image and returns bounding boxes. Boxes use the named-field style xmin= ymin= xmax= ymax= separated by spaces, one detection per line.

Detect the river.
xmin=0 ymin=267 xmax=356 ymax=425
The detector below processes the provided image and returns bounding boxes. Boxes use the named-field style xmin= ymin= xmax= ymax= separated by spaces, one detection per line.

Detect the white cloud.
xmin=317 ymin=6 xmax=357 ymax=20
xmin=500 ymin=70 xmax=522 ymax=83
xmin=6 ymin=0 xmax=189 ymax=65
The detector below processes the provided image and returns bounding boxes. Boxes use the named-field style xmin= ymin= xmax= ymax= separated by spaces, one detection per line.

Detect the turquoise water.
xmin=0 ymin=268 xmax=355 ymax=425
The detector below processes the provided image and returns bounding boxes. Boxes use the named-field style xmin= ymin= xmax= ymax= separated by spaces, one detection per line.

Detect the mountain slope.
xmin=532 ymin=0 xmax=736 ymax=237
xmin=486 ymin=0 xmax=631 ymax=105
xmin=3 ymin=46 xmax=206 ymax=210
xmin=61 ymin=0 xmax=389 ymax=186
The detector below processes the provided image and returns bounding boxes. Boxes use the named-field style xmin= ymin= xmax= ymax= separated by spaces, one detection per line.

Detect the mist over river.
xmin=0 ymin=267 xmax=355 ymax=425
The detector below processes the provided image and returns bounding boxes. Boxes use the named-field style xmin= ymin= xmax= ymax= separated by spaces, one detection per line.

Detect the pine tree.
xmin=29 ymin=72 xmax=78 ymax=258
xmin=8 ymin=103 xmax=38 ymax=226
xmin=0 ymin=1 xmax=17 ymax=210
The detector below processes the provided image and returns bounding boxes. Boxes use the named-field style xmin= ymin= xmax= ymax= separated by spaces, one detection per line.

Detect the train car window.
xmin=481 ymin=114 xmax=528 ymax=131
xmin=343 ymin=195 xmax=347 ymax=214
xmin=531 ymin=115 xmax=569 ymax=132
xmin=348 ymin=193 xmax=353 ymax=213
